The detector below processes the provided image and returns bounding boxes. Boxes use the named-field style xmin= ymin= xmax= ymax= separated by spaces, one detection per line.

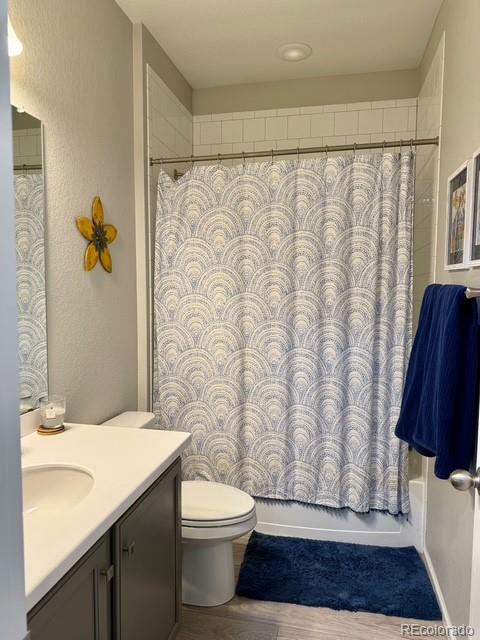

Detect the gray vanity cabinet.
xmin=28 ymin=534 xmax=113 ymax=640
xmin=114 ymin=458 xmax=181 ymax=640
xmin=27 ymin=458 xmax=181 ymax=640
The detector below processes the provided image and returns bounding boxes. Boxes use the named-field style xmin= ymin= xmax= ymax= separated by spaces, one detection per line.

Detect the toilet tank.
xmin=101 ymin=411 xmax=156 ymax=429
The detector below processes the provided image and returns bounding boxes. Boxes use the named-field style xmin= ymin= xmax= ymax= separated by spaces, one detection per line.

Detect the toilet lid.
xmin=182 ymin=481 xmax=255 ymax=525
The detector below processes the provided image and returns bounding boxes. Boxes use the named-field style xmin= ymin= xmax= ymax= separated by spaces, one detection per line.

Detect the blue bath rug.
xmin=237 ymin=531 xmax=441 ymax=620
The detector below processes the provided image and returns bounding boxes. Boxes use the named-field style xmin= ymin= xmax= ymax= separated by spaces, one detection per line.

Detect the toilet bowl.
xmin=100 ymin=412 xmax=257 ymax=607
xmin=181 ymin=481 xmax=256 ymax=607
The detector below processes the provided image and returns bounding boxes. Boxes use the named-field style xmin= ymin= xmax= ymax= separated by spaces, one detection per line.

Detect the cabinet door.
xmin=28 ymin=534 xmax=113 ymax=640
xmin=114 ymin=458 xmax=181 ymax=640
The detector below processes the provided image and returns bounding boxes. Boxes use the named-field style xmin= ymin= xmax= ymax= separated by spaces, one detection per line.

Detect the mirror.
xmin=12 ymin=106 xmax=48 ymax=413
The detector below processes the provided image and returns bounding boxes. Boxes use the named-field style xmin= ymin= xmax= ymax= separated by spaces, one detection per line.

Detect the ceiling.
xmin=116 ymin=0 xmax=442 ymax=89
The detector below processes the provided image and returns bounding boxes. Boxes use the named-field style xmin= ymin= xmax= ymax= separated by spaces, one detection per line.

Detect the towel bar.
xmin=465 ymin=288 xmax=480 ymax=299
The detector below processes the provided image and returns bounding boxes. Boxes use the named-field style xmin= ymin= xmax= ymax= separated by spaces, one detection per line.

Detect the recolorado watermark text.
xmin=400 ymin=624 xmax=474 ymax=637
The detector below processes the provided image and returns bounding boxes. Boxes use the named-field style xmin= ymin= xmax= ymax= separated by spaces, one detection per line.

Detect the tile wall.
xmin=413 ymin=41 xmax=444 ymax=326
xmin=13 ymin=128 xmax=42 ymax=170
xmin=193 ymin=99 xmax=417 ymax=162
xmin=147 ymin=65 xmax=193 ymax=220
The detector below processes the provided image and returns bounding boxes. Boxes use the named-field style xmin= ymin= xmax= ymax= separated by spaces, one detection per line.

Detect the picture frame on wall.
xmin=445 ymin=160 xmax=470 ymax=270
xmin=468 ymin=148 xmax=480 ymax=266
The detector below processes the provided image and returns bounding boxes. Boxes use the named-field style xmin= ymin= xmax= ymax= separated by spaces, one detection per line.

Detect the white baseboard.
xmin=423 ymin=547 xmax=452 ymax=626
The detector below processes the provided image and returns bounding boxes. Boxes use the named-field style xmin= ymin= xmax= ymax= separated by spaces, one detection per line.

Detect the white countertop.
xmin=21 ymin=424 xmax=190 ymax=611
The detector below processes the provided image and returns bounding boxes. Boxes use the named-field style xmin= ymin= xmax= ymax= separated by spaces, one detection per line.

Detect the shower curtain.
xmin=15 ymin=173 xmax=47 ymax=405
xmin=153 ymin=153 xmax=414 ymax=514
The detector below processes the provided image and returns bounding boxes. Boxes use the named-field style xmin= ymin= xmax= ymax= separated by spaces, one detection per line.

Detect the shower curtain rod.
xmin=150 ymin=136 xmax=439 ymax=166
xmin=14 ymin=163 xmax=42 ymax=171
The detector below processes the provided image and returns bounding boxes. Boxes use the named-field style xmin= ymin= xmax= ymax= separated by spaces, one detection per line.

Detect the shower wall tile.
xmin=200 ymin=121 xmax=222 ymax=144
xmin=300 ymin=105 xmax=325 ymax=115
xmin=323 ymin=103 xmax=347 ymax=112
xmin=221 ymin=120 xmax=243 ymax=143
xmin=371 ymin=99 xmax=397 ymax=109
xmin=277 ymin=138 xmax=299 ymax=150
xmin=13 ymin=129 xmax=42 ymax=167
xmin=408 ymin=106 xmax=417 ymax=132
xmin=244 ymin=118 xmax=265 ymax=142
xmin=396 ymin=98 xmax=417 ymax=107
xmin=287 ymin=115 xmax=311 ymax=139
xmin=195 ymin=144 xmax=212 ymax=156
xmin=146 ymin=64 xmax=193 ymax=213
xmin=347 ymin=101 xmax=372 ymax=111
xmin=383 ymin=107 xmax=410 ymax=132
xmin=211 ymin=112 xmax=233 ymax=121
xmin=310 ymin=113 xmax=335 ymax=137
xmin=334 ymin=111 xmax=358 ymax=135
xmin=412 ymin=38 xmax=444 ymax=333
xmin=255 ymin=109 xmax=277 ymax=118
xmin=323 ymin=135 xmax=346 ymax=148
xmin=232 ymin=141 xmax=254 ymax=153
xmin=193 ymin=98 xmax=417 ymax=165
xmin=210 ymin=142 xmax=233 ymax=155
xmin=255 ymin=140 xmax=276 ymax=152
xmin=358 ymin=109 xmax=383 ymax=134
xmin=277 ymin=107 xmax=300 ymax=116
xmin=265 ymin=117 xmax=288 ymax=140
xmin=233 ymin=110 xmax=255 ymax=120
xmin=346 ymin=134 xmax=371 ymax=144
xmin=194 ymin=114 xmax=211 ymax=122
xmin=302 ymin=137 xmax=324 ymax=149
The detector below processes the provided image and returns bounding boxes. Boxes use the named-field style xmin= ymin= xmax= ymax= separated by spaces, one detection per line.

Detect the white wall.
xmin=193 ymin=68 xmax=419 ymax=115
xmin=0 ymin=6 xmax=27 ymax=639
xmin=420 ymin=0 xmax=480 ymax=626
xmin=9 ymin=0 xmax=138 ymax=424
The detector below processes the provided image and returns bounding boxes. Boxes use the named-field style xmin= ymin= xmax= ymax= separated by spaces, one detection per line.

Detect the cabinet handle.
xmin=101 ymin=564 xmax=115 ymax=582
xmin=122 ymin=542 xmax=135 ymax=557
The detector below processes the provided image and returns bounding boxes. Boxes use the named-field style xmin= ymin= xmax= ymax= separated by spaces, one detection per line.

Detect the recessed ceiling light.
xmin=277 ymin=43 xmax=312 ymax=62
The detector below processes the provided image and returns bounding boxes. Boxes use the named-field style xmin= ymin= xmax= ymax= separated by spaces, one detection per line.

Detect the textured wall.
xmin=420 ymin=0 xmax=480 ymax=626
xmin=9 ymin=0 xmax=137 ymax=423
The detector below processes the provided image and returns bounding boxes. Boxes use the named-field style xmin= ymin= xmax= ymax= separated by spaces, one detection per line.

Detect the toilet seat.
xmin=181 ymin=481 xmax=255 ymax=528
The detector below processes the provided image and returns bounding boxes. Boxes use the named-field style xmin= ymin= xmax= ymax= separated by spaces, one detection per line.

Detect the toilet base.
xmin=182 ymin=540 xmax=235 ymax=607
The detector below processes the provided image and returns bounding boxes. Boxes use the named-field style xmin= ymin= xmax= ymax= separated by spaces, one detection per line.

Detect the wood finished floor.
xmin=177 ymin=538 xmax=440 ymax=640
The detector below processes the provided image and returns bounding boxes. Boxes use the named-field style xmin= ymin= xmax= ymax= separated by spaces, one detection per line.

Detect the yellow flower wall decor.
xmin=76 ymin=197 xmax=117 ymax=273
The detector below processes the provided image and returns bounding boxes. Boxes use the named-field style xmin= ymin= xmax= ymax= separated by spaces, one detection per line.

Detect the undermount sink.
xmin=22 ymin=464 xmax=94 ymax=514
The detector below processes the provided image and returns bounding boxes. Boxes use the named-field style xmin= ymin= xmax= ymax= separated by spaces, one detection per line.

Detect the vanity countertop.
xmin=21 ymin=423 xmax=191 ymax=611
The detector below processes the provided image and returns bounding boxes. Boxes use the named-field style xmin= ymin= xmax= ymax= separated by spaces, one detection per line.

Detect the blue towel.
xmin=395 ymin=284 xmax=480 ymax=479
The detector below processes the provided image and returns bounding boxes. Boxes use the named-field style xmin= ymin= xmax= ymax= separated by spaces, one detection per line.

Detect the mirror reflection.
xmin=12 ymin=106 xmax=48 ymax=412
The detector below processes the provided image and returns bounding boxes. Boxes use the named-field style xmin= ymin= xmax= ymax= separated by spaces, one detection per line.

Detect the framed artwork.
xmin=468 ymin=148 xmax=480 ymax=266
xmin=445 ymin=160 xmax=470 ymax=270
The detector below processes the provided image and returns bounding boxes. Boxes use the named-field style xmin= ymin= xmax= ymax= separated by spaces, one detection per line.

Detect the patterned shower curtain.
xmin=15 ymin=173 xmax=47 ymax=405
xmin=153 ymin=153 xmax=414 ymax=514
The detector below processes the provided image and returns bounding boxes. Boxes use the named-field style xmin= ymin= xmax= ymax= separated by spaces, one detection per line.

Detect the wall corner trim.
xmin=423 ymin=548 xmax=452 ymax=627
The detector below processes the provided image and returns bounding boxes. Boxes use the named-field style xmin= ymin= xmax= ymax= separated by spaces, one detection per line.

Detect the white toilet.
xmin=101 ymin=412 xmax=257 ymax=607
xmin=181 ymin=480 xmax=256 ymax=606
